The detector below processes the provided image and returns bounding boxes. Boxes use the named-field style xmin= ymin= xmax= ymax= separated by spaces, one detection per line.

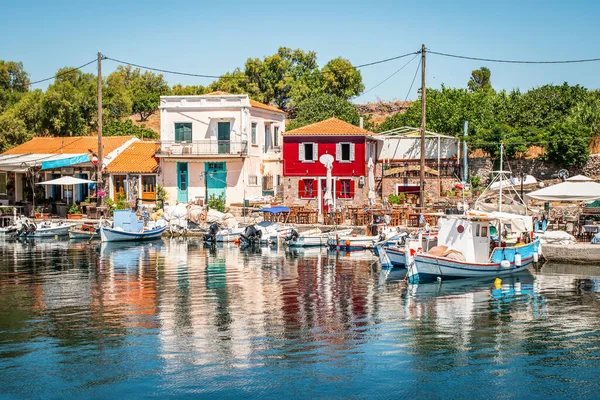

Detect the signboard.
xmin=61 ymin=167 xmax=74 ymax=175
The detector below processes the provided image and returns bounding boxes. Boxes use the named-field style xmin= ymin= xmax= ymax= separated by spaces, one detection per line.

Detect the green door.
xmin=205 ymin=162 xmax=226 ymax=203
xmin=177 ymin=162 xmax=188 ymax=203
xmin=217 ymin=122 xmax=230 ymax=154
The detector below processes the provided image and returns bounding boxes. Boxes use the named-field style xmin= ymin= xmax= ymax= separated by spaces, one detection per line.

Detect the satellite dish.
xmin=319 ymin=154 xmax=334 ymax=166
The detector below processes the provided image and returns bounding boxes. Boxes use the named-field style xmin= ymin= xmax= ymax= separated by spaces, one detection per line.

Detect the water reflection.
xmin=1 ymin=240 xmax=600 ymax=397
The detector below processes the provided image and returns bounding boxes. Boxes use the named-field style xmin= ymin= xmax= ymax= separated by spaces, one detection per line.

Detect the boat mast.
xmin=419 ymin=44 xmax=426 ymax=210
xmin=499 ymin=143 xmax=503 ymax=213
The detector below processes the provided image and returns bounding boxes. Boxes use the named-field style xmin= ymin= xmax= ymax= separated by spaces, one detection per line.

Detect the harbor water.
xmin=1 ymin=238 xmax=600 ymax=398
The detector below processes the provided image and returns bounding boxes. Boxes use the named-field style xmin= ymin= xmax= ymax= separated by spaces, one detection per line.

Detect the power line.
xmin=403 ymin=57 xmax=421 ymax=103
xmin=359 ymin=54 xmax=419 ymax=97
xmin=104 ymin=51 xmax=421 ymax=80
xmin=429 ymin=50 xmax=600 ymax=64
xmin=28 ymin=59 xmax=97 ymax=86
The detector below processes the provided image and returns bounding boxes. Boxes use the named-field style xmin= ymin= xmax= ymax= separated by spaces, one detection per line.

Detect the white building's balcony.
xmin=156 ymin=140 xmax=248 ymax=157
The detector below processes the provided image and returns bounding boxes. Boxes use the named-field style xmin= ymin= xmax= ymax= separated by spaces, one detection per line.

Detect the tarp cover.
xmin=251 ymin=206 xmax=290 ymax=214
xmin=526 ymin=175 xmax=600 ymax=201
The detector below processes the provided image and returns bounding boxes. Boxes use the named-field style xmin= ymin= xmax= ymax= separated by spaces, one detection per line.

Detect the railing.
xmin=263 ymin=145 xmax=281 ymax=154
xmin=158 ymin=140 xmax=248 ymax=156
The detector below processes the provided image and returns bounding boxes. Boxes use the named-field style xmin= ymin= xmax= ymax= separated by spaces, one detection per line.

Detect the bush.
xmin=68 ymin=203 xmax=82 ymax=214
xmin=388 ymin=194 xmax=400 ymax=205
xmin=208 ymin=195 xmax=226 ymax=212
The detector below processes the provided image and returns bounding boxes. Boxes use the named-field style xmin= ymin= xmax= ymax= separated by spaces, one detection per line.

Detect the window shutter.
xmin=335 ymin=180 xmax=342 ymax=198
xmin=299 ymin=143 xmax=305 ymax=161
xmin=350 ymin=143 xmax=355 ymax=161
xmin=313 ymin=143 xmax=318 ymax=161
xmin=336 ymin=143 xmax=341 ymax=161
xmin=350 ymin=179 xmax=355 ymax=198
xmin=298 ymin=180 xmax=305 ymax=198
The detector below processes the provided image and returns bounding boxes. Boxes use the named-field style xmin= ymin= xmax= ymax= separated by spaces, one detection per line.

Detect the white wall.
xmin=378 ymin=136 xmax=458 ymax=161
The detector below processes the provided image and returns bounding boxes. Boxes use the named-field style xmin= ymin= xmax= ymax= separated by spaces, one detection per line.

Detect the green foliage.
xmin=104 ymin=120 xmax=158 ymax=139
xmin=287 ymin=93 xmax=362 ymax=130
xmin=543 ymin=122 xmax=592 ymax=168
xmin=388 ymin=194 xmax=400 ymax=204
xmin=468 ymin=67 xmax=493 ymax=93
xmin=156 ymin=184 xmax=168 ymax=209
xmin=0 ymin=61 xmax=29 ymax=111
xmin=208 ymin=195 xmax=226 ymax=212
xmin=321 ymin=57 xmax=364 ymax=99
xmin=171 ymin=84 xmax=210 ymax=96
xmin=115 ymin=193 xmax=129 ymax=210
xmin=68 ymin=203 xmax=82 ymax=214
xmin=469 ymin=175 xmax=481 ymax=189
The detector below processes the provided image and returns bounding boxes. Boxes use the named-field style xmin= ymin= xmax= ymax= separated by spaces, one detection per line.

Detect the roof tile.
xmin=3 ymin=136 xmax=134 ymax=155
xmin=105 ymin=141 xmax=159 ymax=173
xmin=283 ymin=117 xmax=374 ymax=136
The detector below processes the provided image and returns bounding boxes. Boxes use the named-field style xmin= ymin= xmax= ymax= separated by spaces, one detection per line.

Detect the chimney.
xmin=359 ymin=117 xmax=364 ymax=129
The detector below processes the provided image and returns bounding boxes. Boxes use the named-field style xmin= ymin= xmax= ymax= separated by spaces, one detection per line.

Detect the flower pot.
xmin=67 ymin=214 xmax=83 ymax=220
xmin=35 ymin=213 xmax=49 ymax=220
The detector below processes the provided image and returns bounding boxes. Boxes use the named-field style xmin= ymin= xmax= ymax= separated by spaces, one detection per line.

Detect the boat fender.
xmin=346 ymin=239 xmax=351 ymax=247
xmin=514 ymin=251 xmax=522 ymax=267
xmin=530 ymin=231 xmax=535 ymax=240
xmin=500 ymin=259 xmax=511 ymax=268
xmin=533 ymin=252 xmax=539 ymax=263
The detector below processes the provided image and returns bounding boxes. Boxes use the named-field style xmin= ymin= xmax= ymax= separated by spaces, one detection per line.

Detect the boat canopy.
xmin=252 ymin=206 xmax=290 ymax=214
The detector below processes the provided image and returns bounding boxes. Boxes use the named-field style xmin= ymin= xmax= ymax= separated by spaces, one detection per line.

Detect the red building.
xmin=282 ymin=118 xmax=379 ymax=214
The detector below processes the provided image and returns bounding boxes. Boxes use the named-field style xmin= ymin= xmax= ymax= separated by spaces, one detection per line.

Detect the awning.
xmin=41 ymin=154 xmax=90 ymax=170
xmin=251 ymin=206 xmax=291 ymax=214
xmin=0 ymin=153 xmax=89 ymax=173
xmin=526 ymin=175 xmax=600 ymax=201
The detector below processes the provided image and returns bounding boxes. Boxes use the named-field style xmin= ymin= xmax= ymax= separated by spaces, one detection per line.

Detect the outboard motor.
xmin=241 ymin=225 xmax=262 ymax=246
xmin=27 ymin=222 xmax=37 ymax=234
xmin=204 ymin=222 xmax=220 ymax=242
xmin=284 ymin=229 xmax=300 ymax=243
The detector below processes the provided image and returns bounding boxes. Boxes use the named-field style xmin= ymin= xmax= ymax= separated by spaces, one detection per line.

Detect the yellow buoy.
xmin=494 ymin=277 xmax=502 ymax=289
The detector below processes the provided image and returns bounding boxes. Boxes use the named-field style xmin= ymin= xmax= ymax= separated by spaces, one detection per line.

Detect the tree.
xmin=0 ymin=110 xmax=32 ymax=152
xmin=0 ymin=60 xmax=30 ymax=111
xmin=467 ymin=67 xmax=492 ymax=92
xmin=41 ymin=68 xmax=97 ymax=136
xmin=103 ymin=120 xmax=158 ymax=139
xmin=321 ymin=57 xmax=364 ymax=99
xmin=287 ymin=93 xmax=361 ymax=130
xmin=171 ymin=84 xmax=210 ymax=96
xmin=543 ymin=122 xmax=592 ymax=168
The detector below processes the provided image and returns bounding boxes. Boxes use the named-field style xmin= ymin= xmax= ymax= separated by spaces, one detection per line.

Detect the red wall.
xmin=283 ymin=136 xmax=366 ymax=177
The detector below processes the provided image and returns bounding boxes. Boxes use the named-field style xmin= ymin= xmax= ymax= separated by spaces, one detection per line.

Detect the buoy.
xmin=533 ymin=252 xmax=539 ymax=263
xmin=345 ymin=239 xmax=351 ymax=247
xmin=500 ymin=259 xmax=511 ymax=268
xmin=234 ymin=238 xmax=240 ymax=245
xmin=514 ymin=252 xmax=522 ymax=267
xmin=494 ymin=277 xmax=502 ymax=289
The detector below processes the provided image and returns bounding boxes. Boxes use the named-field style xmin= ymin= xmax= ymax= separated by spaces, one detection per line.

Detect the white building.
xmin=157 ymin=92 xmax=286 ymax=206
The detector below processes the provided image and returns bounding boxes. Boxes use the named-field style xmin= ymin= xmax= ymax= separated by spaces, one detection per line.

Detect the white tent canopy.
xmin=526 ymin=175 xmax=600 ymax=201
xmin=36 ymin=176 xmax=95 ymax=186
xmin=367 ymin=157 xmax=376 ymax=205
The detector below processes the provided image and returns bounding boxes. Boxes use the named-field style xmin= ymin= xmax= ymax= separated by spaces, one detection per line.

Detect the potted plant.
xmin=67 ymin=203 xmax=83 ymax=220
xmin=35 ymin=206 xmax=49 ymax=219
xmin=398 ymin=192 xmax=406 ymax=204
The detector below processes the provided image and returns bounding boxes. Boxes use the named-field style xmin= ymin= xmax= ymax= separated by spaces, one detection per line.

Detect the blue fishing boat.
xmin=100 ymin=210 xmax=166 ymax=242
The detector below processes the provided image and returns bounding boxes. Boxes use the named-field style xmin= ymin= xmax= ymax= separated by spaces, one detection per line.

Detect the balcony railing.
xmin=263 ymin=145 xmax=281 ymax=154
xmin=158 ymin=140 xmax=248 ymax=156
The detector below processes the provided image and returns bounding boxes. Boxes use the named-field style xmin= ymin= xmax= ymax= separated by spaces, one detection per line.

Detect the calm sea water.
xmin=0 ymin=238 xmax=599 ymax=399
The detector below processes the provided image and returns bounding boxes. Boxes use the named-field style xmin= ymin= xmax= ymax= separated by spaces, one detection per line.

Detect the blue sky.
xmin=2 ymin=0 xmax=599 ymax=103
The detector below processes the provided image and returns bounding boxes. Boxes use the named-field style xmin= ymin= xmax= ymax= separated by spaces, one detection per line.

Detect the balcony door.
xmin=217 ymin=122 xmax=230 ymax=154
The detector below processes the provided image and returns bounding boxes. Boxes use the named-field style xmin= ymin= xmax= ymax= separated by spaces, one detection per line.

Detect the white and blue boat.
xmin=100 ymin=210 xmax=166 ymax=242
xmin=407 ymin=212 xmax=540 ymax=282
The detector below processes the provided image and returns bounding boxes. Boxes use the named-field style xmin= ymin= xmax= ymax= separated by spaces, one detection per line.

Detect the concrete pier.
xmin=543 ymin=243 xmax=600 ymax=264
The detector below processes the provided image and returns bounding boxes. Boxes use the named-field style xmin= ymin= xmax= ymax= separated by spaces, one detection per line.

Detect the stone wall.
xmin=282 ymin=176 xmax=367 ymax=210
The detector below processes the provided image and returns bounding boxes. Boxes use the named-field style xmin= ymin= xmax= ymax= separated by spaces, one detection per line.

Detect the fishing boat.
xmin=243 ymin=207 xmax=296 ymax=245
xmin=0 ymin=206 xmax=22 ymax=237
xmin=17 ymin=218 xmax=76 ymax=238
xmin=284 ymin=228 xmax=353 ymax=247
xmin=407 ymin=211 xmax=540 ymax=282
xmin=69 ymin=223 xmax=99 ymax=240
xmin=100 ymin=210 xmax=166 ymax=242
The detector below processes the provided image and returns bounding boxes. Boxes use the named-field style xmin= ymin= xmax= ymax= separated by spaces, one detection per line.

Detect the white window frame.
xmin=336 ymin=142 xmax=355 ymax=163
xmin=248 ymin=175 xmax=259 ymax=186
xmin=299 ymin=142 xmax=318 ymax=163
xmin=251 ymin=122 xmax=257 ymax=145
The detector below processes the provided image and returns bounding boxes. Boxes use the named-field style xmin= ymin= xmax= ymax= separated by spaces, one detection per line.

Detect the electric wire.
xmin=359 ymin=54 xmax=419 ymax=97
xmin=104 ymin=51 xmax=421 ymax=80
xmin=403 ymin=57 xmax=421 ymax=103
xmin=28 ymin=59 xmax=97 ymax=86
xmin=429 ymin=50 xmax=600 ymax=64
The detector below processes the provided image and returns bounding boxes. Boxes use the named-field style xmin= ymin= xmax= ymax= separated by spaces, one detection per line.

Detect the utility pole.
xmin=419 ymin=44 xmax=426 ymax=210
xmin=97 ymin=51 xmax=103 ymax=206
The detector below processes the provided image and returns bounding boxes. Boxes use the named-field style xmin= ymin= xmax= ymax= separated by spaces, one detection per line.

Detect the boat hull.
xmin=384 ymin=246 xmax=407 ymax=268
xmin=100 ymin=225 xmax=166 ymax=242
xmin=21 ymin=224 xmax=76 ymax=238
xmin=69 ymin=230 xmax=100 ymax=240
xmin=327 ymin=235 xmax=377 ymax=251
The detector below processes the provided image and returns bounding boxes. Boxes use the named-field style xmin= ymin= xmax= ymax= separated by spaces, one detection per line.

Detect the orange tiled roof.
xmin=204 ymin=91 xmax=286 ymax=115
xmin=3 ymin=136 xmax=134 ymax=155
xmin=106 ymin=141 xmax=159 ymax=173
xmin=283 ymin=117 xmax=374 ymax=136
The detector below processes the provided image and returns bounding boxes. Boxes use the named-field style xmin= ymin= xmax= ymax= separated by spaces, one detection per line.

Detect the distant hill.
xmin=355 ymin=100 xmax=411 ymax=126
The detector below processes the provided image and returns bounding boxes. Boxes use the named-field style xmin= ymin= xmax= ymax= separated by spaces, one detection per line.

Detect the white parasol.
xmin=526 ymin=175 xmax=600 ymax=202
xmin=368 ymin=157 xmax=376 ymax=205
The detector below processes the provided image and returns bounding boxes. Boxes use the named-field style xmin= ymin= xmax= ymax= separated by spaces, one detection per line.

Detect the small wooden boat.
xmin=285 ymin=228 xmax=352 ymax=247
xmin=17 ymin=218 xmax=76 ymax=238
xmin=100 ymin=210 xmax=166 ymax=242
xmin=69 ymin=224 xmax=99 ymax=240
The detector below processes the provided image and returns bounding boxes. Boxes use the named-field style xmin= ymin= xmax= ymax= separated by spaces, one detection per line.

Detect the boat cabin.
xmin=437 ymin=217 xmax=492 ymax=263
